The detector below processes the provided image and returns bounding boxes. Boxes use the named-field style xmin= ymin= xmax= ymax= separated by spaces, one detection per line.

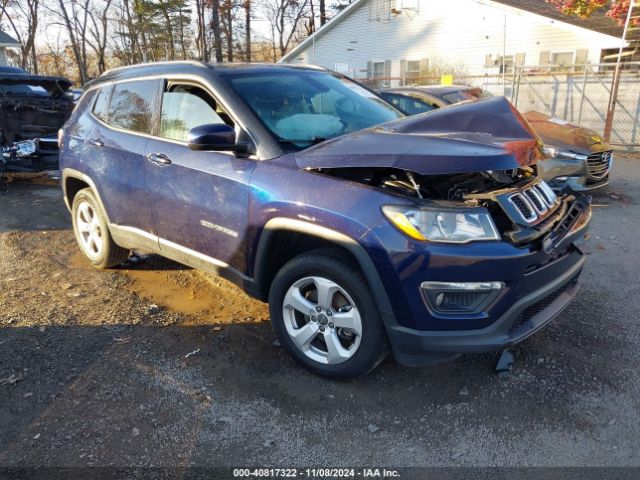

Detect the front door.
xmin=144 ymin=80 xmax=255 ymax=273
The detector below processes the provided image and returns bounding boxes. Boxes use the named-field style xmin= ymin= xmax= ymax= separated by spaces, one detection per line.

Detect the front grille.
xmin=507 ymin=180 xmax=558 ymax=224
xmin=508 ymin=274 xmax=579 ymax=335
xmin=586 ymin=151 xmax=612 ymax=180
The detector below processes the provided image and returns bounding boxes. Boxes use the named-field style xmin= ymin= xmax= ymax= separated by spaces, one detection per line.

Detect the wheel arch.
xmin=62 ymin=169 xmax=111 ymax=224
xmin=253 ymin=218 xmax=396 ymax=326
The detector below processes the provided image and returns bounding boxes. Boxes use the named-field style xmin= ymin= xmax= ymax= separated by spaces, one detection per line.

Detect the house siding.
xmin=282 ymin=0 xmax=622 ymax=85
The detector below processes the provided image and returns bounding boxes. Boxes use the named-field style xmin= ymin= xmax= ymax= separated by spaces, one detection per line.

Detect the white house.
xmin=279 ymin=0 xmax=626 ymax=86
xmin=0 ymin=31 xmax=19 ymax=67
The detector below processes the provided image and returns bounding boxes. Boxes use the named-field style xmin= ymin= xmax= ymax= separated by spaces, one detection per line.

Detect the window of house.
xmin=108 ymin=80 xmax=158 ymax=134
xmin=159 ymin=84 xmax=230 ymax=142
xmin=373 ymin=61 xmax=385 ymax=83
xmin=552 ymin=52 xmax=574 ymax=70
xmin=405 ymin=60 xmax=421 ymax=84
xmin=498 ymin=55 xmax=514 ymax=74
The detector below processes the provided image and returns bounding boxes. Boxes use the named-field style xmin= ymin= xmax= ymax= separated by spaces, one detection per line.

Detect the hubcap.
xmin=282 ymin=276 xmax=362 ymax=365
xmin=76 ymin=200 xmax=104 ymax=259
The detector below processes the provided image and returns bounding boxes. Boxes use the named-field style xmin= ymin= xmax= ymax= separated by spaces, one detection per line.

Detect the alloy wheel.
xmin=282 ymin=276 xmax=363 ymax=365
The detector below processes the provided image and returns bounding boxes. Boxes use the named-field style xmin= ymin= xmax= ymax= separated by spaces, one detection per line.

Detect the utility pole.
xmin=604 ymin=1 xmax=639 ymax=141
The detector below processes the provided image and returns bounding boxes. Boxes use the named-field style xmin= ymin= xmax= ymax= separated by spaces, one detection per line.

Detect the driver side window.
xmin=159 ymin=83 xmax=233 ymax=142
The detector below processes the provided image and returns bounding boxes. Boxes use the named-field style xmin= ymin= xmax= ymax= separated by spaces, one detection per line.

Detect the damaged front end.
xmin=298 ymin=97 xmax=591 ymax=251
xmin=0 ymin=73 xmax=74 ymax=175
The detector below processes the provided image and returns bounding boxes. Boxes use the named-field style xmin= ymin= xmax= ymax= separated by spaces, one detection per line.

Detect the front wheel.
xmin=269 ymin=250 xmax=388 ymax=378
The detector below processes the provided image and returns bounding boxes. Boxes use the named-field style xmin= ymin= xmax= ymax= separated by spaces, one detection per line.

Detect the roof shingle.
xmin=492 ymin=0 xmax=624 ymax=38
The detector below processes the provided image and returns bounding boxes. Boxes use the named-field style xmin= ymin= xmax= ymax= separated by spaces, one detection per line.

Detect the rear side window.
xmin=108 ymin=80 xmax=158 ymax=134
xmin=92 ymin=86 xmax=111 ymax=122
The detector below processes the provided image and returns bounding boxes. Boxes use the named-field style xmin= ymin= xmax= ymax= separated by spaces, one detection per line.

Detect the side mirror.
xmin=187 ymin=123 xmax=236 ymax=151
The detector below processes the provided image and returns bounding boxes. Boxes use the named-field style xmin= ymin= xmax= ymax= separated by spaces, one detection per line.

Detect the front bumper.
xmin=373 ymin=191 xmax=591 ymax=367
xmin=387 ymin=253 xmax=584 ymax=366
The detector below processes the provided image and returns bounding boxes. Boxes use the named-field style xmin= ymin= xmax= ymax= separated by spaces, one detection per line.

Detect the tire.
xmin=269 ymin=249 xmax=388 ymax=378
xmin=71 ymin=188 xmax=129 ymax=269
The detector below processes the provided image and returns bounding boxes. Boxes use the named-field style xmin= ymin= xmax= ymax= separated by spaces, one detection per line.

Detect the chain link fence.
xmin=357 ymin=63 xmax=640 ymax=150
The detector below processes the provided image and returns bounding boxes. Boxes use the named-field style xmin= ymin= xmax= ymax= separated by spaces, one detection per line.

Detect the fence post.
xmin=564 ymin=74 xmax=572 ymax=120
xmin=551 ymin=78 xmax=559 ymax=117
xmin=578 ymin=64 xmax=588 ymax=124
xmin=631 ymin=91 xmax=640 ymax=148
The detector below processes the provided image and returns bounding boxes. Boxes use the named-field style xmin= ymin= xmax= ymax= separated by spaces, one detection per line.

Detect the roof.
xmin=280 ymin=0 xmax=624 ymax=63
xmin=0 ymin=30 xmax=20 ymax=47
xmin=492 ymin=0 xmax=624 ymax=38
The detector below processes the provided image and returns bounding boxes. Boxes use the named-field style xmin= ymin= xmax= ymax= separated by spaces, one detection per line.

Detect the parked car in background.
xmin=0 ymin=70 xmax=75 ymax=174
xmin=60 ymin=62 xmax=590 ymax=377
xmin=379 ymin=85 xmax=613 ymax=191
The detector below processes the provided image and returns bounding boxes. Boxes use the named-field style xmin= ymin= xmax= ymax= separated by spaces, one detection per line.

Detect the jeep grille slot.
xmin=524 ymin=188 xmax=546 ymax=214
xmin=508 ymin=193 xmax=536 ymax=223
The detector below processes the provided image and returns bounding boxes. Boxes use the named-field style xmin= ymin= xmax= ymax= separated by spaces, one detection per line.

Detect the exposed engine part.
xmin=316 ymin=165 xmax=586 ymax=250
xmin=319 ymin=166 xmax=536 ymax=202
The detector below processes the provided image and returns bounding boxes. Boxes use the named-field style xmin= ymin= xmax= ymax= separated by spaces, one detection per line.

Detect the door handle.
xmin=146 ymin=152 xmax=172 ymax=166
xmin=87 ymin=138 xmax=104 ymax=147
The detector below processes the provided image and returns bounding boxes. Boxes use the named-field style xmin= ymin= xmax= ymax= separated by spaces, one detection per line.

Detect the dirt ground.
xmin=1 ymin=155 xmax=639 ymax=469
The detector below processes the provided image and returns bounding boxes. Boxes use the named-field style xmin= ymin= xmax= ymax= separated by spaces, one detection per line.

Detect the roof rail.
xmin=101 ymin=60 xmax=209 ymax=77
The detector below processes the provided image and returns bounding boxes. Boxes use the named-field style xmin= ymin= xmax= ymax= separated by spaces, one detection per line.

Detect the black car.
xmin=0 ymin=71 xmax=75 ymax=174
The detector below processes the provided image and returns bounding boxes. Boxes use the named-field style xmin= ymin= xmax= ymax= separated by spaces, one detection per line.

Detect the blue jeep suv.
xmin=59 ymin=62 xmax=590 ymax=377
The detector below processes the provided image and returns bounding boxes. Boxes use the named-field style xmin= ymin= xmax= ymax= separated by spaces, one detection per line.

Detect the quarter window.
xmin=92 ymin=86 xmax=111 ymax=123
xmin=159 ymin=84 xmax=229 ymax=142
xmin=108 ymin=80 xmax=158 ymax=134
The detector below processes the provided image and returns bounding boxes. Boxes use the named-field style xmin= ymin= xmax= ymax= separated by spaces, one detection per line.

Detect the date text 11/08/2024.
xmin=232 ymin=468 xmax=401 ymax=478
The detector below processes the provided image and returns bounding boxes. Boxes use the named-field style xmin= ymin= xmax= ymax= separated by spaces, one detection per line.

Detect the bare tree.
xmin=208 ymin=0 xmax=223 ymax=62
xmin=0 ymin=0 xmax=40 ymax=72
xmin=260 ymin=0 xmax=310 ymax=58
xmin=243 ymin=0 xmax=250 ymax=61
xmin=85 ymin=0 xmax=113 ymax=74
xmin=195 ymin=0 xmax=209 ymax=60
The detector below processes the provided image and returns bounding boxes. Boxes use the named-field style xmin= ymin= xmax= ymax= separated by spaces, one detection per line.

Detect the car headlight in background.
xmin=542 ymin=145 xmax=582 ymax=160
xmin=382 ymin=206 xmax=500 ymax=243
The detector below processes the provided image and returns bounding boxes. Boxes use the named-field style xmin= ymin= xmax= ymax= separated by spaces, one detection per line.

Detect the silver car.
xmin=379 ymin=85 xmax=613 ymax=191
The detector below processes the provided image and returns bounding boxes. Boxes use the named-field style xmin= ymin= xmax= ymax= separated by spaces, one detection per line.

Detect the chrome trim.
xmin=421 ymin=281 xmax=505 ymax=291
xmin=508 ymin=193 xmax=537 ymax=224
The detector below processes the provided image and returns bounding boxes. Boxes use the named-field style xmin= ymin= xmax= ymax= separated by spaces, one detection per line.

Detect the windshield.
xmin=440 ymin=88 xmax=493 ymax=105
xmin=226 ymin=70 xmax=402 ymax=148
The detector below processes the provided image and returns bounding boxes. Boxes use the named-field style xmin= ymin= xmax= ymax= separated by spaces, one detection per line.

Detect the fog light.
xmin=421 ymin=281 xmax=504 ymax=314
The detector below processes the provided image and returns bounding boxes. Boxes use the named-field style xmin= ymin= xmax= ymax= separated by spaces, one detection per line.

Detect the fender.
xmin=61 ymin=168 xmax=112 ymax=224
xmin=253 ymin=217 xmax=398 ymax=327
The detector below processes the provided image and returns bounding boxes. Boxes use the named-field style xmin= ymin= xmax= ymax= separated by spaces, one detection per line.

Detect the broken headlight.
xmin=542 ymin=145 xmax=582 ymax=160
xmin=2 ymin=140 xmax=38 ymax=159
xmin=382 ymin=206 xmax=500 ymax=243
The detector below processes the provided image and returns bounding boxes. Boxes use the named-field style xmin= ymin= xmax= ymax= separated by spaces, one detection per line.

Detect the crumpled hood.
xmin=0 ymin=74 xmax=73 ymax=96
xmin=522 ymin=111 xmax=611 ymax=154
xmin=296 ymin=96 xmax=547 ymax=176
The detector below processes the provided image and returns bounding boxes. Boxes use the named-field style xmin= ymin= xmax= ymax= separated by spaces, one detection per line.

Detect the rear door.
xmin=86 ymin=79 xmax=162 ymax=233
xmin=143 ymin=79 xmax=255 ymax=272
